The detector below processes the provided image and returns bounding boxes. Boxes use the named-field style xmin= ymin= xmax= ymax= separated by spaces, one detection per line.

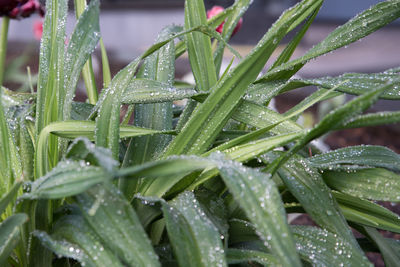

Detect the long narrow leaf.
xmin=35 ymin=215 xmax=124 ymax=267
xmin=292 ymin=226 xmax=371 ymax=266
xmin=0 ymin=214 xmax=28 ymax=265
xmin=218 ymin=158 xmax=302 ymax=267
xmin=75 ymin=185 xmax=160 ymax=266
xmin=162 ymin=191 xmax=227 ymax=267
xmin=63 ymin=0 xmax=100 ymax=119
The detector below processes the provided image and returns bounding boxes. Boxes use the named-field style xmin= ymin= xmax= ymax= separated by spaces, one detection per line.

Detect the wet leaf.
xmin=162 ymin=191 xmax=227 ymax=267
xmin=35 ymin=214 xmax=124 ymax=267
xmin=292 ymin=226 xmax=371 ymax=267
xmin=324 ymin=168 xmax=400 ymax=202
xmin=308 ymin=145 xmax=400 ymax=172
xmin=218 ymin=157 xmax=301 ymax=267
xmin=75 ymin=185 xmax=160 ymax=266
xmin=0 ymin=214 xmax=28 ymax=265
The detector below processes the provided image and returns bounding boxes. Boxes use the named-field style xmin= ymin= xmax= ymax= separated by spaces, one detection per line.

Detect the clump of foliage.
xmin=1 ymin=0 xmax=400 ymax=266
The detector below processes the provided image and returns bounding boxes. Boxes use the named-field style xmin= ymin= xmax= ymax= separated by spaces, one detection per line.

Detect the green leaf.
xmin=163 ymin=0 xmax=323 ymax=156
xmin=120 ymin=26 xmax=176 ymax=199
xmin=71 ymin=102 xmax=94 ymax=120
xmin=334 ymin=191 xmax=400 ymax=234
xmin=75 ymin=185 xmax=160 ymax=266
xmin=0 ymin=213 xmax=28 ymax=265
xmin=213 ymin=0 xmax=251 ymax=75
xmin=0 ymin=182 xmax=21 ymax=215
xmin=23 ymin=160 xmax=111 ymax=199
xmin=226 ymin=248 xmax=281 ymax=266
xmin=364 ymin=226 xmax=400 ymax=267
xmin=66 ymin=137 xmax=119 ymax=173
xmin=63 ymin=0 xmax=100 ymax=120
xmin=324 ymin=168 xmax=400 ymax=202
xmin=261 ymin=1 xmax=400 ymax=81
xmin=218 ymin=158 xmax=301 ymax=267
xmin=308 ymin=145 xmax=400 ymax=172
xmin=0 ymin=88 xmax=22 ymax=192
xmin=270 ymin=2 xmax=321 ymax=70
xmin=35 ymin=0 xmax=68 ymax=174
xmin=338 ymin=111 xmax=400 ymax=129
xmin=232 ymin=100 xmax=303 ymax=135
xmin=292 ymin=226 xmax=371 ymax=267
xmin=268 ymin=78 xmax=398 ymax=174
xmin=294 ymin=72 xmax=400 ymax=100
xmin=35 ymin=214 xmax=124 ymax=267
xmin=194 ymin=188 xmax=229 ymax=239
xmin=35 ymin=120 xmax=166 ymax=178
xmin=117 ymin=156 xmax=215 ymax=180
xmin=119 ymin=156 xmax=216 ymax=197
xmin=162 ymin=191 xmax=227 ymax=267
xmin=94 ymin=58 xmax=140 ymax=159
xmin=277 ymin=156 xmax=361 ymax=250
xmin=184 ymin=0 xmax=217 ymax=92
xmin=122 ymin=78 xmax=199 ymax=104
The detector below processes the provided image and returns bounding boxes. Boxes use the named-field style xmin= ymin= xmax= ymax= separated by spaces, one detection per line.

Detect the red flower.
xmin=206 ymin=5 xmax=243 ymax=36
xmin=0 ymin=0 xmax=44 ymax=19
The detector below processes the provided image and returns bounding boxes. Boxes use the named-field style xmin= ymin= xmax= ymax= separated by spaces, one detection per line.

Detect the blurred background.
xmin=4 ymin=0 xmax=400 ymax=81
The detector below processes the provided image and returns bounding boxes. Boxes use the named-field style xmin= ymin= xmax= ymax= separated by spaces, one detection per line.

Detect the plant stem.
xmin=74 ymin=0 xmax=98 ymax=104
xmin=0 ymin=17 xmax=10 ymax=86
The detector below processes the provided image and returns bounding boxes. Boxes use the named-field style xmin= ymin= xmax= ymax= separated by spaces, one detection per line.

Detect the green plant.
xmin=1 ymin=0 xmax=400 ymax=266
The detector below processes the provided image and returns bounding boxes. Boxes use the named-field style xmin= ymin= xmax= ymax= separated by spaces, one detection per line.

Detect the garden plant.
xmin=1 ymin=0 xmax=400 ymax=266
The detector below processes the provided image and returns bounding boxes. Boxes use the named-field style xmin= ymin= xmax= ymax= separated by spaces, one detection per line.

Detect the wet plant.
xmin=1 ymin=0 xmax=400 ymax=266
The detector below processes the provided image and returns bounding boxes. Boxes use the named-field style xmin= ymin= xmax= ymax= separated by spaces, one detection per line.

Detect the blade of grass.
xmin=64 ymin=0 xmax=100 ymax=118
xmin=184 ymin=0 xmax=217 ymax=92
xmin=35 ymin=0 xmax=68 ymax=173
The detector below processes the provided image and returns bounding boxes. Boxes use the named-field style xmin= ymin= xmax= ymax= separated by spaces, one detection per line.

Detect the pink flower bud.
xmin=206 ymin=5 xmax=243 ymax=37
xmin=33 ymin=19 xmax=42 ymax=40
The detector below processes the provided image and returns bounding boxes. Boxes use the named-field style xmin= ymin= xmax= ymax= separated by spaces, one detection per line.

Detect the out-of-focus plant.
xmin=1 ymin=0 xmax=400 ymax=266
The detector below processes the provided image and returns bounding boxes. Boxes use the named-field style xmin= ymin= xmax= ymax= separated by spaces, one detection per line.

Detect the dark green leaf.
xmin=62 ymin=0 xmax=100 ymax=119
xmin=308 ymin=145 xmax=400 ymax=172
xmin=292 ymin=226 xmax=371 ymax=267
xmin=0 ymin=182 xmax=21 ymax=215
xmin=364 ymin=227 xmax=400 ymax=267
xmin=35 ymin=215 xmax=124 ymax=267
xmin=324 ymin=168 xmax=400 ymax=202
xmin=218 ymin=158 xmax=301 ymax=267
xmin=24 ymin=160 xmax=110 ymax=199
xmin=162 ymin=191 xmax=227 ymax=267
xmin=334 ymin=191 xmax=400 ymax=234
xmin=277 ymin=156 xmax=361 ymax=250
xmin=226 ymin=248 xmax=281 ymax=266
xmin=75 ymin=185 xmax=160 ymax=266
xmin=0 ymin=214 xmax=28 ymax=265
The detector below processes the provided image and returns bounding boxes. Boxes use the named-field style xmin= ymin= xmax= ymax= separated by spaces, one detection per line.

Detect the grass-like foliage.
xmin=1 ymin=0 xmax=400 ymax=266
